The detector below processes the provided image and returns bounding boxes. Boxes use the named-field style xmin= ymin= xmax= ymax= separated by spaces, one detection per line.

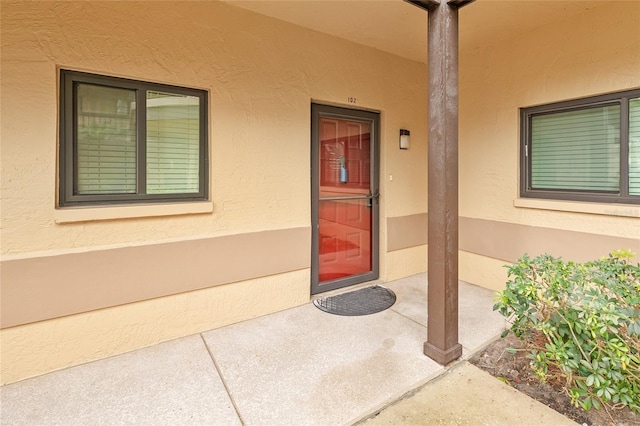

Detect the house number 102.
xmin=348 ymin=97 xmax=357 ymax=104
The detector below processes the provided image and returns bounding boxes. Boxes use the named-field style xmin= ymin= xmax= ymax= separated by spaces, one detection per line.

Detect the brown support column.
xmin=404 ymin=0 xmax=474 ymax=365
xmin=424 ymin=0 xmax=462 ymax=365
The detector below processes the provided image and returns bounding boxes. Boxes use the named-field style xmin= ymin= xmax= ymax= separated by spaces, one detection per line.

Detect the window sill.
xmin=514 ymin=198 xmax=640 ymax=218
xmin=54 ymin=201 xmax=214 ymax=223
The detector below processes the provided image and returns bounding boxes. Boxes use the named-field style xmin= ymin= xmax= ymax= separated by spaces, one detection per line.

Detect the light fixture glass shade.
xmin=399 ymin=129 xmax=410 ymax=150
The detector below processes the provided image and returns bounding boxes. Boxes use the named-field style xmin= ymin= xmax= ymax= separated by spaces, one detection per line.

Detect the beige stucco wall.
xmin=1 ymin=0 xmax=427 ymax=257
xmin=456 ymin=0 xmax=640 ymax=285
xmin=1 ymin=270 xmax=309 ymax=385
xmin=0 ymin=1 xmax=428 ymax=384
xmin=459 ymin=1 xmax=640 ymax=233
xmin=385 ymin=1 xmax=640 ymax=298
xmin=2 ymin=0 xmax=639 ymax=385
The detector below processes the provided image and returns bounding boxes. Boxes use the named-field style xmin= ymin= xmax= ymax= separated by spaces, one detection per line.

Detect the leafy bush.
xmin=494 ymin=249 xmax=640 ymax=414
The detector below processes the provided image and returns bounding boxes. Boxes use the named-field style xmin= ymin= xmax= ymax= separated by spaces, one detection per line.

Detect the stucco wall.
xmin=1 ymin=270 xmax=310 ymax=385
xmin=2 ymin=0 xmax=639 ymax=385
xmin=1 ymin=1 xmax=427 ymax=256
xmin=456 ymin=0 xmax=640 ymax=287
xmin=460 ymin=1 xmax=640 ymax=230
xmin=380 ymin=1 xmax=640 ymax=285
xmin=379 ymin=2 xmax=639 ymax=288
xmin=0 ymin=1 xmax=428 ymax=383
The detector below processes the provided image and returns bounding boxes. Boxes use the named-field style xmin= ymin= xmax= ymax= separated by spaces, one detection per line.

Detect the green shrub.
xmin=494 ymin=249 xmax=640 ymax=413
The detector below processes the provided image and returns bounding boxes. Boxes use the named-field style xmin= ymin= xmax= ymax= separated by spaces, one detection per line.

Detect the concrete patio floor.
xmin=0 ymin=274 xmax=576 ymax=425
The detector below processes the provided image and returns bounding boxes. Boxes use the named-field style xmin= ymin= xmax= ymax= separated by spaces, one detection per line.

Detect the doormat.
xmin=313 ymin=285 xmax=396 ymax=316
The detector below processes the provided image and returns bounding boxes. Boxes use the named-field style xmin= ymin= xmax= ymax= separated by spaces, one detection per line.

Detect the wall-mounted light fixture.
xmin=399 ymin=129 xmax=410 ymax=150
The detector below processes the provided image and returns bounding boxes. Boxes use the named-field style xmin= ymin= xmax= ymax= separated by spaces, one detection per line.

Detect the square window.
xmin=59 ymin=70 xmax=208 ymax=206
xmin=521 ymin=89 xmax=640 ymax=204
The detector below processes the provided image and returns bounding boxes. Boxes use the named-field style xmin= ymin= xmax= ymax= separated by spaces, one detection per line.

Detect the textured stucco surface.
xmin=1 ymin=227 xmax=310 ymax=328
xmin=2 ymin=0 xmax=640 ymax=385
xmin=0 ymin=0 xmax=428 ymax=383
xmin=386 ymin=1 xmax=639 ymax=288
xmin=459 ymin=251 xmax=509 ymax=292
xmin=1 ymin=270 xmax=309 ymax=385
xmin=0 ymin=0 xmax=427 ymax=257
xmin=454 ymin=1 xmax=640 ymax=295
xmin=386 ymin=245 xmax=428 ymax=282
xmin=459 ymin=1 xmax=640 ymax=239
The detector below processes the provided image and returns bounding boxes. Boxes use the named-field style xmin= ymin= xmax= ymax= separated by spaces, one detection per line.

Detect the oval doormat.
xmin=313 ymin=285 xmax=396 ymax=316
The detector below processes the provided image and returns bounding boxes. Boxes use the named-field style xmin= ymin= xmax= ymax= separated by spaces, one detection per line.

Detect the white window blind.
xmin=146 ymin=91 xmax=200 ymax=194
xmin=76 ymin=84 xmax=137 ymax=194
xmin=629 ymin=98 xmax=640 ymax=195
xmin=530 ymin=105 xmax=620 ymax=192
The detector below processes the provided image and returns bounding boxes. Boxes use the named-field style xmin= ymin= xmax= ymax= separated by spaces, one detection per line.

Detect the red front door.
xmin=311 ymin=104 xmax=379 ymax=294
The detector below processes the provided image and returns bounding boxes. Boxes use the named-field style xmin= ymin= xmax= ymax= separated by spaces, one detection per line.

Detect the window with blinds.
xmin=630 ymin=98 xmax=640 ymax=196
xmin=521 ymin=89 xmax=640 ymax=204
xmin=76 ymin=84 xmax=137 ymax=195
xmin=59 ymin=70 xmax=208 ymax=206
xmin=530 ymin=105 xmax=620 ymax=192
xmin=146 ymin=91 xmax=200 ymax=194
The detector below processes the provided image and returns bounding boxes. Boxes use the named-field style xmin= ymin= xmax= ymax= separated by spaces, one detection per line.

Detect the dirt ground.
xmin=468 ymin=334 xmax=639 ymax=426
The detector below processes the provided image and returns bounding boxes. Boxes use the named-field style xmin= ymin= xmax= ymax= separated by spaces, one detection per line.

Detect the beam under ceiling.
xmin=405 ymin=0 xmax=475 ymax=12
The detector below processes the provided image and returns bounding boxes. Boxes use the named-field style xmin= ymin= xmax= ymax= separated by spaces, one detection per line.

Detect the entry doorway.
xmin=311 ymin=104 xmax=380 ymax=294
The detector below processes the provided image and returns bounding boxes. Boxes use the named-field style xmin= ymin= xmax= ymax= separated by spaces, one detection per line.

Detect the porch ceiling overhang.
xmin=224 ymin=0 xmax=602 ymax=64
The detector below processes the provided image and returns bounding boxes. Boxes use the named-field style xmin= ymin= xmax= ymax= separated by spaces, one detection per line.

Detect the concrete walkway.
xmin=360 ymin=361 xmax=577 ymax=426
xmin=0 ymin=274 xmax=576 ymax=425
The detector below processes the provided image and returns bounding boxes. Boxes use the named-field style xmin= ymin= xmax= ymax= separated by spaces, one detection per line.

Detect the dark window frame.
xmin=520 ymin=88 xmax=640 ymax=205
xmin=59 ymin=70 xmax=208 ymax=207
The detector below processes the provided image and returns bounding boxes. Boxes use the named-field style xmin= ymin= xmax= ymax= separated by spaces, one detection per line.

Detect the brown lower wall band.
xmin=1 ymin=227 xmax=311 ymax=329
xmin=387 ymin=213 xmax=639 ymax=262
xmin=459 ymin=217 xmax=640 ymax=263
xmin=387 ymin=213 xmax=428 ymax=251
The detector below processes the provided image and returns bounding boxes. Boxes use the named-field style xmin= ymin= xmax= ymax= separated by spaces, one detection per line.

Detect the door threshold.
xmin=310 ymin=278 xmax=385 ymax=301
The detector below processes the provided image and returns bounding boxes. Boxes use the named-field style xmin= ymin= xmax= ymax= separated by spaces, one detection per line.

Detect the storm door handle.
xmin=366 ymin=191 xmax=380 ymax=209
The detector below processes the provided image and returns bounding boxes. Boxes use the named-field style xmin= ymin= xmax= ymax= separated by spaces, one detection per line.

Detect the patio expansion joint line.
xmin=352 ymin=361 xmax=460 ymax=425
xmin=389 ymin=307 xmax=427 ymax=330
xmin=200 ymin=334 xmax=246 ymax=426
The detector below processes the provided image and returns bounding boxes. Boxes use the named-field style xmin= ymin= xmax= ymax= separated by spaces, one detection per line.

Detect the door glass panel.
xmin=318 ymin=117 xmax=372 ymax=283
